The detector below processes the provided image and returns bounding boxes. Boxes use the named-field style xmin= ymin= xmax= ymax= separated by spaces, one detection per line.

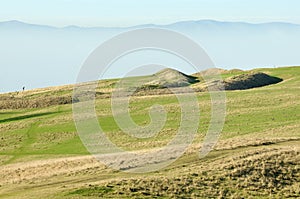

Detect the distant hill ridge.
xmin=1 ymin=19 xmax=300 ymax=29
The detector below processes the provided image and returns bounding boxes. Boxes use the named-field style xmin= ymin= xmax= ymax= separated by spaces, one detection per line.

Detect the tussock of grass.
xmin=224 ymin=149 xmax=299 ymax=193
xmin=0 ymin=132 xmax=24 ymax=152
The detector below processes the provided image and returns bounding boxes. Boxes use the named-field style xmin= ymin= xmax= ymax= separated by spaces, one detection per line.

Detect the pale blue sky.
xmin=0 ymin=0 xmax=299 ymax=27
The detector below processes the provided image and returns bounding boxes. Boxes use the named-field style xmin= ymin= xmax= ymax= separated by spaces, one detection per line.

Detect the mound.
xmin=223 ymin=72 xmax=283 ymax=90
xmin=145 ymin=68 xmax=199 ymax=88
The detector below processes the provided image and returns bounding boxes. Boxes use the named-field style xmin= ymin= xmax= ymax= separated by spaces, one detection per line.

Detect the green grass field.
xmin=0 ymin=66 xmax=299 ymax=198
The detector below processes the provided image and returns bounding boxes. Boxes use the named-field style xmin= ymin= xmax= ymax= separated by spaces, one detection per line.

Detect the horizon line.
xmin=1 ymin=19 xmax=300 ymax=29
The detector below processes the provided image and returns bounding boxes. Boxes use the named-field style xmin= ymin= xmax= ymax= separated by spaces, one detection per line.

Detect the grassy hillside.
xmin=0 ymin=66 xmax=299 ymax=198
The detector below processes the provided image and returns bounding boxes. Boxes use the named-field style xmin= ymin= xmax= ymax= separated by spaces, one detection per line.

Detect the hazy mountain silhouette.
xmin=1 ymin=20 xmax=299 ymax=93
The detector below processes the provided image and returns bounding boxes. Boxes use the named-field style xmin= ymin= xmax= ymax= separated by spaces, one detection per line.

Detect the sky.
xmin=0 ymin=0 xmax=300 ymax=27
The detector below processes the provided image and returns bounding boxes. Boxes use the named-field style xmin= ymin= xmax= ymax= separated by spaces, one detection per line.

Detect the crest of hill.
xmin=145 ymin=68 xmax=199 ymax=88
xmin=193 ymin=68 xmax=244 ymax=77
xmin=193 ymin=68 xmax=227 ymax=76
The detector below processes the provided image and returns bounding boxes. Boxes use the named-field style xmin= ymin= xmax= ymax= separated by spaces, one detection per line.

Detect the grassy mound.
xmin=193 ymin=71 xmax=283 ymax=91
xmin=145 ymin=68 xmax=199 ymax=88
xmin=223 ymin=72 xmax=283 ymax=90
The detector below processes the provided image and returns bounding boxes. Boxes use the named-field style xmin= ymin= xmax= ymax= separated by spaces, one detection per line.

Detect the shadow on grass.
xmin=0 ymin=111 xmax=21 ymax=115
xmin=0 ymin=112 xmax=58 ymax=123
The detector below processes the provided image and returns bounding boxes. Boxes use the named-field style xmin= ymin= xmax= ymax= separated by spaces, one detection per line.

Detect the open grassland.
xmin=0 ymin=66 xmax=299 ymax=198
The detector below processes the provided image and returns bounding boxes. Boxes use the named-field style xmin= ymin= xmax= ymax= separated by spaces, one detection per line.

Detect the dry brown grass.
xmin=67 ymin=146 xmax=299 ymax=198
xmin=0 ymin=95 xmax=73 ymax=109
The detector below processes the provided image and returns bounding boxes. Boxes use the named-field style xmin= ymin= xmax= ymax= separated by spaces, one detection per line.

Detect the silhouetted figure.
xmin=22 ymin=86 xmax=25 ymax=91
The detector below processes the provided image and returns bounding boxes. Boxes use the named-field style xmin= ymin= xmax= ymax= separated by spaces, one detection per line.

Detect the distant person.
xmin=22 ymin=86 xmax=25 ymax=91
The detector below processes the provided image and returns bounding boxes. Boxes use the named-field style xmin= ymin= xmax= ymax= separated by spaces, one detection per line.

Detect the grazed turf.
xmin=0 ymin=66 xmax=299 ymax=198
